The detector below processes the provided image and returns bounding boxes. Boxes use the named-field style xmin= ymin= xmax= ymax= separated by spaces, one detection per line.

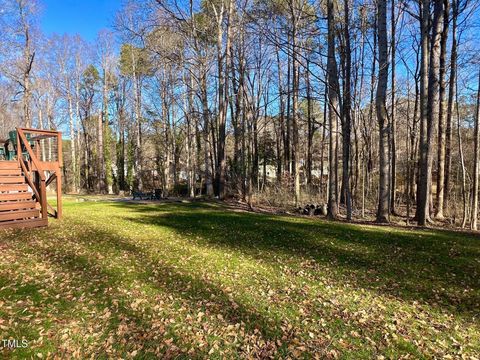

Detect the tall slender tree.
xmin=342 ymin=0 xmax=352 ymax=220
xmin=390 ymin=0 xmax=397 ymax=215
xmin=418 ymin=0 xmax=443 ymax=226
xmin=376 ymin=0 xmax=390 ymax=223
xmin=436 ymin=0 xmax=449 ymax=219
xmin=326 ymin=0 xmax=340 ymax=219
xmin=471 ymin=70 xmax=480 ymax=230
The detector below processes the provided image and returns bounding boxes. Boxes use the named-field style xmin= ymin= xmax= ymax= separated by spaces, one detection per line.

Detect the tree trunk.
xmin=275 ymin=39 xmax=285 ymax=182
xmin=457 ymin=84 xmax=468 ymax=228
xmin=215 ymin=0 xmax=231 ymax=199
xmin=286 ymin=38 xmax=291 ymax=175
xmin=188 ymin=75 xmax=197 ymax=197
xmin=436 ymin=0 xmax=449 ymax=219
xmin=291 ymin=2 xmax=300 ymax=206
xmin=406 ymin=82 xmax=412 ymax=224
xmin=444 ymin=0 xmax=458 ymax=214
xmin=326 ymin=0 xmax=340 ymax=219
xmin=342 ymin=0 xmax=352 ymax=220
xmin=67 ymin=82 xmax=77 ymax=193
xmin=320 ymin=84 xmax=328 ymax=201
xmin=418 ymin=0 xmax=443 ymax=226
xmin=416 ymin=0 xmax=430 ymax=223
xmin=306 ymin=60 xmax=313 ymax=187
xmin=98 ymin=68 xmax=108 ymax=193
xmin=366 ymin=12 xmax=377 ymax=201
xmin=471 ymin=70 xmax=480 ymax=230
xmin=390 ymin=0 xmax=397 ymax=215
xmin=131 ymin=48 xmax=143 ymax=192
xmin=97 ymin=112 xmax=104 ymax=193
xmin=376 ymin=0 xmax=390 ymax=223
xmin=201 ymin=67 xmax=214 ymax=197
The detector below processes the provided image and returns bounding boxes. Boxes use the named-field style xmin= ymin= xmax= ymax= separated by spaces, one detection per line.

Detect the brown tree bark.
xmin=471 ymin=70 xmax=480 ymax=230
xmin=201 ymin=68 xmax=214 ymax=197
xmin=376 ymin=0 xmax=390 ymax=223
xmin=326 ymin=0 xmax=340 ymax=219
xmin=418 ymin=0 xmax=443 ymax=226
xmin=290 ymin=0 xmax=300 ymax=206
xmin=130 ymin=49 xmax=143 ymax=192
xmin=306 ymin=60 xmax=313 ymax=187
xmin=390 ymin=0 xmax=397 ymax=215
xmin=457 ymin=84 xmax=468 ymax=228
xmin=436 ymin=0 xmax=449 ymax=219
xmin=444 ymin=0 xmax=459 ymax=214
xmin=275 ymin=37 xmax=286 ymax=181
xmin=416 ymin=0 xmax=430 ymax=223
xmin=342 ymin=0 xmax=352 ymax=220
xmin=215 ymin=0 xmax=233 ymax=199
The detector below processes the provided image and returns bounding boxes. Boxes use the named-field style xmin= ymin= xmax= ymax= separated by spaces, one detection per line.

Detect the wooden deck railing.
xmin=16 ymin=128 xmax=62 ymax=220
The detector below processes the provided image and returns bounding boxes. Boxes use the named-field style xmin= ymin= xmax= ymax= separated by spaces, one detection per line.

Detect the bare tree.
xmin=342 ymin=0 xmax=352 ymax=220
xmin=417 ymin=0 xmax=443 ymax=226
xmin=390 ymin=0 xmax=397 ymax=215
xmin=435 ymin=0 xmax=449 ymax=219
xmin=0 ymin=0 xmax=40 ymax=127
xmin=326 ymin=0 xmax=340 ymax=220
xmin=471 ymin=70 xmax=480 ymax=230
xmin=376 ymin=0 xmax=389 ymax=223
xmin=97 ymin=30 xmax=116 ymax=194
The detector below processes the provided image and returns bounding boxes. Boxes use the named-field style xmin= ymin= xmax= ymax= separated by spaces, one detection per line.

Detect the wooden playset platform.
xmin=0 ymin=128 xmax=62 ymax=229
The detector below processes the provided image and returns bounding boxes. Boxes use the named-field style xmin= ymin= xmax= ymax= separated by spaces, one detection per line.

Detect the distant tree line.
xmin=1 ymin=0 xmax=480 ymax=229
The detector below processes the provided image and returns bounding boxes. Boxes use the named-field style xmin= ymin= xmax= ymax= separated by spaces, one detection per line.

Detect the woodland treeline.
xmin=0 ymin=0 xmax=480 ymax=228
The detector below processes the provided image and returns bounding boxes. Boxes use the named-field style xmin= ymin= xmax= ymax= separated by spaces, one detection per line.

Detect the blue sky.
xmin=40 ymin=0 xmax=121 ymax=41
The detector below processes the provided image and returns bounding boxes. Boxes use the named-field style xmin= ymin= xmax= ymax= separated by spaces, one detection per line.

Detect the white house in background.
xmin=258 ymin=162 xmax=329 ymax=182
xmin=178 ymin=170 xmax=188 ymax=181
xmin=258 ymin=165 xmax=278 ymax=180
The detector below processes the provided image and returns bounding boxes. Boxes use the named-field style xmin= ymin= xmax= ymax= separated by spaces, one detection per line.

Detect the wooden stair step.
xmin=0 ymin=184 xmax=28 ymax=192
xmin=0 ymin=200 xmax=36 ymax=212
xmin=0 ymin=169 xmax=22 ymax=176
xmin=0 ymin=193 xmax=33 ymax=201
xmin=0 ymin=161 xmax=20 ymax=170
xmin=0 ymin=209 xmax=39 ymax=222
xmin=0 ymin=176 xmax=25 ymax=184
xmin=0 ymin=217 xmax=47 ymax=230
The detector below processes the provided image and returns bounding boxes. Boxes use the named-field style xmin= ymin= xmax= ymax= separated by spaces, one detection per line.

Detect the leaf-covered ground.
xmin=0 ymin=198 xmax=479 ymax=359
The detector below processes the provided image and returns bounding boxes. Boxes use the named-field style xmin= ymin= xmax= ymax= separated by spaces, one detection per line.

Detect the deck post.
xmin=57 ymin=131 xmax=62 ymax=218
xmin=56 ymin=167 xmax=62 ymax=219
xmin=40 ymin=178 xmax=47 ymax=220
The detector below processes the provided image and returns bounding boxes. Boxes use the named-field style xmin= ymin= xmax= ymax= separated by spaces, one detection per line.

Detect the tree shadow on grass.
xmin=5 ymin=223 xmax=293 ymax=358
xmin=111 ymin=201 xmax=480 ymax=320
xmin=1 ymin=242 xmax=164 ymax=358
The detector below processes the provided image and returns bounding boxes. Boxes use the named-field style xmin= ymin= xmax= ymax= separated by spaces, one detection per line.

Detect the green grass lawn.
xmin=0 ymin=199 xmax=479 ymax=359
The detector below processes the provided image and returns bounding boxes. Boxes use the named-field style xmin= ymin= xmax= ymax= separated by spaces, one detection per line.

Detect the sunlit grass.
xmin=0 ymin=198 xmax=479 ymax=358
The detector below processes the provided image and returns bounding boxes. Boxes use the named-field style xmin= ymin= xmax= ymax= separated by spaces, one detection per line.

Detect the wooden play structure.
xmin=0 ymin=128 xmax=62 ymax=229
